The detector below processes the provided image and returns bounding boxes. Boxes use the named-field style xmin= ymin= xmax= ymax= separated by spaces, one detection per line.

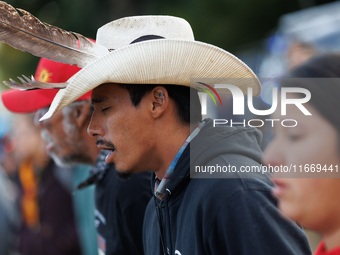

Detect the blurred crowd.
xmin=0 ymin=112 xmax=97 ymax=255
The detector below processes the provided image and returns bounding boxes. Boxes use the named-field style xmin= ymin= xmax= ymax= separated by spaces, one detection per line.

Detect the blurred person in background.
xmin=0 ymin=163 xmax=19 ymax=255
xmin=2 ymin=57 xmax=152 ymax=255
xmin=287 ymin=41 xmax=317 ymax=71
xmin=2 ymin=58 xmax=97 ymax=255
xmin=0 ymin=120 xmax=20 ymax=255
xmin=11 ymin=114 xmax=82 ymax=255
xmin=263 ymin=53 xmax=340 ymax=255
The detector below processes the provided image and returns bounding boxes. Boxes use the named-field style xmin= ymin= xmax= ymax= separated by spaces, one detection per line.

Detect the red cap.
xmin=1 ymin=58 xmax=92 ymax=113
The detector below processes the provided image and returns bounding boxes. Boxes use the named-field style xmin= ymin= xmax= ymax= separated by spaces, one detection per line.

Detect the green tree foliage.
xmin=0 ymin=0 xmax=336 ymax=89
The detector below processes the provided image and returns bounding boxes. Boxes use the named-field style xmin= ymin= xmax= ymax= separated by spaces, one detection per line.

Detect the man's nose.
xmin=87 ymin=112 xmax=103 ymax=138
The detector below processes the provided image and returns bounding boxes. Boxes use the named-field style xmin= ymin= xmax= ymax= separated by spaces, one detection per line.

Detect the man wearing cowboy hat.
xmin=12 ymin=16 xmax=311 ymax=254
xmin=1 ymin=57 xmax=152 ymax=255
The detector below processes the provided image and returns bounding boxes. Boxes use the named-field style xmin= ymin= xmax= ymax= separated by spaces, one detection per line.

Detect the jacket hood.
xmin=190 ymin=119 xmax=262 ymax=168
xmin=162 ymin=118 xmax=263 ymax=197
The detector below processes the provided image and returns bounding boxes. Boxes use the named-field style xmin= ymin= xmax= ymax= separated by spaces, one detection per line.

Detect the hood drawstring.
xmin=164 ymin=189 xmax=173 ymax=255
xmin=154 ymin=188 xmax=173 ymax=255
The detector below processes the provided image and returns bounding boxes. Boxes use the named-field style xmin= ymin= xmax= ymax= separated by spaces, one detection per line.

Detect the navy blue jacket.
xmin=76 ymin=151 xmax=153 ymax=255
xmin=143 ymin=120 xmax=311 ymax=255
xmin=95 ymin=167 xmax=152 ymax=255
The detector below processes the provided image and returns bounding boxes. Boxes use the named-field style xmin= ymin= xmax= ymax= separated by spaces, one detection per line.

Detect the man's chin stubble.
xmin=109 ymin=162 xmax=133 ymax=180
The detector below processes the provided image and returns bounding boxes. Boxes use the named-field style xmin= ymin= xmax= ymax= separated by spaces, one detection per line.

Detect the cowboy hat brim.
xmin=41 ymin=39 xmax=261 ymax=120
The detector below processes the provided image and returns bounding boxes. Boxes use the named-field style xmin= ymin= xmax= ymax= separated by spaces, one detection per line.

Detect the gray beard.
xmin=49 ymin=151 xmax=92 ymax=167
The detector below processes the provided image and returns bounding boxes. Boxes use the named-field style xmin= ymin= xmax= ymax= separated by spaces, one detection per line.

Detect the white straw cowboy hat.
xmin=41 ymin=15 xmax=261 ymax=120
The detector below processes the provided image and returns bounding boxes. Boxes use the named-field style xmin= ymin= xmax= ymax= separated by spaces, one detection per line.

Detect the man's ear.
xmin=150 ymin=86 xmax=169 ymax=119
xmin=73 ymin=101 xmax=92 ymax=128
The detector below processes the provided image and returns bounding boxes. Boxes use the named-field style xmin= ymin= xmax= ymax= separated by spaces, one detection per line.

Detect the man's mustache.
xmin=96 ymin=139 xmax=115 ymax=150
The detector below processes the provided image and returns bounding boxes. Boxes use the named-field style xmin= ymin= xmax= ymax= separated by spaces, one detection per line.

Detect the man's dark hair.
xmin=119 ymin=84 xmax=202 ymax=125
